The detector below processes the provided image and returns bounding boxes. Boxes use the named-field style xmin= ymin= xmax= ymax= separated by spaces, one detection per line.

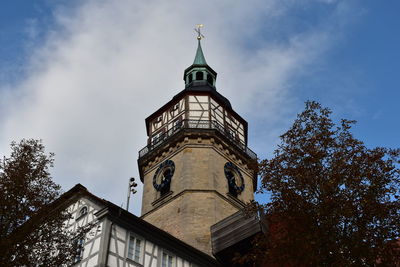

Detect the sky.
xmin=0 ymin=0 xmax=399 ymax=215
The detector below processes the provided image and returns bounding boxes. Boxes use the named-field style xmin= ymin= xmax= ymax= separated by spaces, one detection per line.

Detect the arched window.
xmin=77 ymin=206 xmax=88 ymax=220
xmin=196 ymin=71 xmax=204 ymax=80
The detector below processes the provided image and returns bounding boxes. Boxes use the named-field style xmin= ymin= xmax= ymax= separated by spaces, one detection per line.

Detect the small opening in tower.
xmin=196 ymin=71 xmax=204 ymax=80
xmin=207 ymin=74 xmax=213 ymax=85
xmin=188 ymin=73 xmax=193 ymax=84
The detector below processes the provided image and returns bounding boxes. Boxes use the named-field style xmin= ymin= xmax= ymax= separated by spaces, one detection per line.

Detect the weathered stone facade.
xmin=140 ymin=133 xmax=255 ymax=255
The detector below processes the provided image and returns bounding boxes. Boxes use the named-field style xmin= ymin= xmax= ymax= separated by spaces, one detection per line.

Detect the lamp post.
xmin=126 ymin=177 xmax=138 ymax=211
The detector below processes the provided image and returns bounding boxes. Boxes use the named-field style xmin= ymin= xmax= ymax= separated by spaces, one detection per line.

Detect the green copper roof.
xmin=193 ymin=40 xmax=207 ymax=65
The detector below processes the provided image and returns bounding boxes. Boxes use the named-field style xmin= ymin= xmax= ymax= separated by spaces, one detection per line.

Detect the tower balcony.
xmin=138 ymin=119 xmax=257 ymax=160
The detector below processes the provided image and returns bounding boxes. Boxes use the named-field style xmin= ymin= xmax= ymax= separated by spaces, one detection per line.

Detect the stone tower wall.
xmin=140 ymin=135 xmax=255 ymax=255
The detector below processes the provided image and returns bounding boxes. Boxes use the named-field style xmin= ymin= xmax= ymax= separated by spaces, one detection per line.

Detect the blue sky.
xmin=0 ymin=1 xmax=53 ymax=82
xmin=308 ymin=1 xmax=400 ymax=148
xmin=0 ymin=0 xmax=399 ymax=214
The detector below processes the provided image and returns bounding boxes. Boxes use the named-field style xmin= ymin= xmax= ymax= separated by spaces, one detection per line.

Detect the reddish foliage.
xmin=240 ymin=102 xmax=400 ymax=266
xmin=0 ymin=139 xmax=91 ymax=266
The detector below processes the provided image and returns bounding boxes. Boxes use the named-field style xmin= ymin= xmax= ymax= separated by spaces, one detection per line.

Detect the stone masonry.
xmin=140 ymin=134 xmax=255 ymax=255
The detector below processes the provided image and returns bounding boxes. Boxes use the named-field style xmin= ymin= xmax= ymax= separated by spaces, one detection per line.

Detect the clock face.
xmin=156 ymin=168 xmax=172 ymax=184
xmin=233 ymin=173 xmax=243 ymax=187
xmin=153 ymin=160 xmax=175 ymax=191
xmin=224 ymin=162 xmax=245 ymax=196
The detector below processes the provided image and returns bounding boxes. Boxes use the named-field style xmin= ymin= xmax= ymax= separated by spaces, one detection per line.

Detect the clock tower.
xmin=137 ymin=33 xmax=257 ymax=255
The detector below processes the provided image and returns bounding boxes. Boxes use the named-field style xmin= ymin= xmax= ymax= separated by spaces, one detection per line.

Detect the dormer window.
xmin=196 ymin=71 xmax=204 ymax=80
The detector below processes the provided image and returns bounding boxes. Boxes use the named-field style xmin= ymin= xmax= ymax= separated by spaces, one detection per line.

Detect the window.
xmin=207 ymin=74 xmax=213 ymax=85
xmin=226 ymin=114 xmax=237 ymax=125
xmin=195 ymin=71 xmax=204 ymax=80
xmin=227 ymin=128 xmax=236 ymax=140
xmin=161 ymin=251 xmax=174 ymax=267
xmin=170 ymin=103 xmax=180 ymax=116
xmin=76 ymin=206 xmax=88 ymax=220
xmin=74 ymin=238 xmax=85 ymax=262
xmin=172 ymin=118 xmax=182 ymax=131
xmin=127 ymin=235 xmax=143 ymax=263
xmin=151 ymin=129 xmax=165 ymax=146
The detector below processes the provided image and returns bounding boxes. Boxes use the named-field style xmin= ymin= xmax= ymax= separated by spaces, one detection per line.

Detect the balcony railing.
xmin=138 ymin=120 xmax=257 ymax=160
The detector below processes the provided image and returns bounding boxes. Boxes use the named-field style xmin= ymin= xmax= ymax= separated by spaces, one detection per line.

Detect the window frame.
xmin=73 ymin=237 xmax=85 ymax=263
xmin=172 ymin=117 xmax=183 ymax=131
xmin=159 ymin=249 xmax=176 ymax=267
xmin=195 ymin=71 xmax=204 ymax=81
xmin=76 ymin=206 xmax=88 ymax=221
xmin=152 ymin=129 xmax=165 ymax=145
xmin=126 ymin=233 xmax=145 ymax=265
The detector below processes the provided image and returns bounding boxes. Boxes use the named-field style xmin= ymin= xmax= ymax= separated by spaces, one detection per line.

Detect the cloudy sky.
xmin=0 ymin=0 xmax=399 ymax=215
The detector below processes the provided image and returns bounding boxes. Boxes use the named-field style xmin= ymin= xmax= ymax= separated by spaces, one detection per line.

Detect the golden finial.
xmin=194 ymin=24 xmax=205 ymax=40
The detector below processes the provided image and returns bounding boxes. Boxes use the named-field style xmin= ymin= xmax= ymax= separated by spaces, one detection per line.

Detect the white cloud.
xmin=0 ymin=0 xmax=351 ymax=214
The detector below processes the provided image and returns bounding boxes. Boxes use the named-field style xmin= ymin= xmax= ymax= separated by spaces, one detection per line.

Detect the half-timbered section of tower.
xmin=138 ymin=36 xmax=257 ymax=255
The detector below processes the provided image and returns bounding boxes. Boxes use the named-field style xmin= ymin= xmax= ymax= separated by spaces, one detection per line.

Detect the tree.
xmin=0 ymin=139 xmax=89 ymax=266
xmin=243 ymin=101 xmax=400 ymax=266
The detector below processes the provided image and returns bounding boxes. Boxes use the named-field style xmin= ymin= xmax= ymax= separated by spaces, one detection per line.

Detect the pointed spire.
xmin=193 ymin=40 xmax=207 ymax=65
xmin=184 ymin=24 xmax=217 ymax=88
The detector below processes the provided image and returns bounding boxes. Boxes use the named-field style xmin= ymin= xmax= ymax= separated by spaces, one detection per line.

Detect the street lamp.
xmin=126 ymin=177 xmax=138 ymax=211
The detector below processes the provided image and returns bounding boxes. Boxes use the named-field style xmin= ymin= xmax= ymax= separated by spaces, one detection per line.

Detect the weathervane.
xmin=194 ymin=24 xmax=205 ymax=40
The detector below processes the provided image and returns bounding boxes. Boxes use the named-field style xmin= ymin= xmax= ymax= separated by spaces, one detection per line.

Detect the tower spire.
xmin=193 ymin=40 xmax=207 ymax=65
xmin=184 ymin=24 xmax=217 ymax=88
xmin=193 ymin=24 xmax=207 ymax=65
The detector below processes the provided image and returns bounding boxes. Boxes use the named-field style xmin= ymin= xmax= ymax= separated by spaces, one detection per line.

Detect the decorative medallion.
xmin=224 ymin=162 xmax=245 ymax=196
xmin=153 ymin=160 xmax=175 ymax=192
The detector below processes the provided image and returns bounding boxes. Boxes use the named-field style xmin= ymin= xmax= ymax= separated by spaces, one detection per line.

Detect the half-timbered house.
xmin=63 ymin=184 xmax=218 ymax=267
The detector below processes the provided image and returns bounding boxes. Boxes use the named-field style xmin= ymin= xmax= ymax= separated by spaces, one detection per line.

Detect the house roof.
xmin=61 ymin=184 xmax=219 ymax=266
